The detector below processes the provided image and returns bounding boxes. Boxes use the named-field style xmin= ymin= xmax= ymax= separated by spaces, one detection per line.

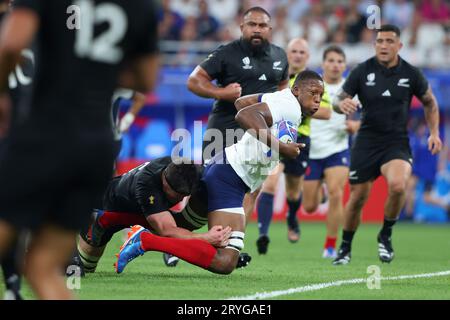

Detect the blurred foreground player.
xmin=332 ymin=25 xmax=442 ymax=265
xmin=0 ymin=0 xmax=34 ymax=300
xmin=0 ymin=0 xmax=160 ymax=299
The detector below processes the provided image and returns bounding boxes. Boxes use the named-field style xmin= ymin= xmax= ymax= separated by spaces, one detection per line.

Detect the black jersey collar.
xmin=239 ymin=38 xmax=270 ymax=57
xmin=374 ymin=55 xmax=403 ymax=75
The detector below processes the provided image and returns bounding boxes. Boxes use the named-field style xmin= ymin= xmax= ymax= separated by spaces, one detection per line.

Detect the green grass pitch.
xmin=1 ymin=222 xmax=449 ymax=300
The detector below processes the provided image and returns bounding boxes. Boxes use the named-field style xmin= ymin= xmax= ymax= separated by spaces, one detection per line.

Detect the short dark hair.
xmin=165 ymin=162 xmax=200 ymax=196
xmin=377 ymin=24 xmax=401 ymax=37
xmin=243 ymin=6 xmax=271 ymax=20
xmin=293 ymin=70 xmax=323 ymax=87
xmin=323 ymin=45 xmax=346 ymax=61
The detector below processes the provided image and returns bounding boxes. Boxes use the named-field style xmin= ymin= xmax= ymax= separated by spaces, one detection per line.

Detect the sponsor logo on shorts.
xmin=342 ymin=157 xmax=348 ymax=165
xmin=349 ymin=170 xmax=358 ymax=180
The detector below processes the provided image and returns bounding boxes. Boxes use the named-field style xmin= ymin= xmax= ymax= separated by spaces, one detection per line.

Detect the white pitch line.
xmin=226 ymin=270 xmax=450 ymax=300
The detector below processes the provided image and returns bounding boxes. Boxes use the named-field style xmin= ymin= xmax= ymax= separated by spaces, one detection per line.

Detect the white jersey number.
xmin=74 ymin=0 xmax=128 ymax=64
xmin=8 ymin=49 xmax=34 ymax=89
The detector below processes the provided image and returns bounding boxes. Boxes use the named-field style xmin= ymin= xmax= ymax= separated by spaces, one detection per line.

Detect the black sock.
xmin=380 ymin=218 xmax=397 ymax=238
xmin=287 ymin=198 xmax=301 ymax=230
xmin=341 ymin=230 xmax=355 ymax=251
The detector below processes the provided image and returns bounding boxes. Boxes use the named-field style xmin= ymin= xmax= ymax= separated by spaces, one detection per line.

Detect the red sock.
xmin=98 ymin=211 xmax=150 ymax=229
xmin=140 ymin=232 xmax=217 ymax=269
xmin=324 ymin=236 xmax=337 ymax=249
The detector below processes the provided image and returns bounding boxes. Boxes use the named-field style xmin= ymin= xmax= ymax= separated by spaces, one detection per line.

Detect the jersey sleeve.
xmin=412 ymin=67 xmax=429 ymax=98
xmin=199 ymin=45 xmax=226 ymax=79
xmin=133 ymin=0 xmax=159 ymax=56
xmin=262 ymin=90 xmax=301 ymax=125
xmin=342 ymin=64 xmax=362 ymax=97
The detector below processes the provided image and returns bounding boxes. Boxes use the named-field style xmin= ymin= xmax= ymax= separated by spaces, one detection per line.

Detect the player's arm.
xmin=119 ymin=91 xmax=147 ymax=133
xmin=234 ymin=93 xmax=262 ymax=111
xmin=187 ymin=66 xmax=241 ymax=102
xmin=118 ymin=54 xmax=159 ymax=93
xmin=418 ymin=87 xmax=442 ymax=155
xmin=332 ymin=89 xmax=358 ymax=115
xmin=146 ymin=211 xmax=231 ymax=247
xmin=235 ymin=103 xmax=303 ymax=159
xmin=0 ymin=8 xmax=38 ymax=93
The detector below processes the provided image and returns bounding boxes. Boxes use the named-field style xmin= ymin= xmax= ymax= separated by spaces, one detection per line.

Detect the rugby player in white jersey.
xmin=302 ymin=45 xmax=360 ymax=258
xmin=115 ymin=70 xmax=324 ymax=275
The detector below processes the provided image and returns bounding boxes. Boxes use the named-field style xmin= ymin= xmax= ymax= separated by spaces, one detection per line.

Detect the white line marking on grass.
xmin=226 ymin=270 xmax=450 ymax=300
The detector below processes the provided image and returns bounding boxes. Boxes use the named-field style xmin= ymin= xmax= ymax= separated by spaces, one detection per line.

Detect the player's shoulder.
xmin=140 ymin=156 xmax=172 ymax=175
xmin=268 ymin=43 xmax=288 ymax=59
xmin=398 ymin=56 xmax=425 ymax=75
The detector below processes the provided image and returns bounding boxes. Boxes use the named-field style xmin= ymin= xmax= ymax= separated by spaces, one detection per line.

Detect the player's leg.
xmin=1 ymin=233 xmax=24 ymax=300
xmin=333 ymin=181 xmax=373 ymax=265
xmin=322 ymin=166 xmax=348 ymax=258
xmin=302 ymin=179 xmax=322 ymax=213
xmin=378 ymin=159 xmax=412 ymax=262
xmin=283 ymin=135 xmax=310 ymax=242
xmin=25 ymin=225 xmax=77 ymax=299
xmin=284 ymin=173 xmax=304 ymax=242
xmin=302 ymin=159 xmax=325 ymax=214
xmin=255 ymin=163 xmax=283 ymax=254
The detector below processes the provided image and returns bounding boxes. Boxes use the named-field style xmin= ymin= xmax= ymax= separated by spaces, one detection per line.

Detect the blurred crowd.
xmin=158 ymin=0 xmax=450 ymax=48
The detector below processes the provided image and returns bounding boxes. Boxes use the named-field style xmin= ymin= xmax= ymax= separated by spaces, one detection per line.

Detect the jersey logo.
xmin=258 ymin=74 xmax=267 ymax=81
xmin=382 ymin=90 xmax=391 ymax=97
xmin=149 ymin=195 xmax=155 ymax=205
xmin=242 ymin=57 xmax=253 ymax=69
xmin=273 ymin=61 xmax=283 ymax=71
xmin=349 ymin=170 xmax=358 ymax=180
xmin=366 ymin=73 xmax=376 ymax=86
xmin=398 ymin=78 xmax=410 ymax=88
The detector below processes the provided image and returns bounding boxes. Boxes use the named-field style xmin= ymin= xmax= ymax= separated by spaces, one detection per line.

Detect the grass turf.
xmin=1 ymin=222 xmax=449 ymax=300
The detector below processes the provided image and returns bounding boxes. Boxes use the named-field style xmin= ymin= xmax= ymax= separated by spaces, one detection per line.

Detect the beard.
xmin=244 ymin=36 xmax=269 ymax=53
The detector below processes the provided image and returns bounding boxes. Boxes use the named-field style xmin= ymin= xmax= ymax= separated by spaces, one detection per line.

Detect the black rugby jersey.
xmin=104 ymin=157 xmax=176 ymax=217
xmin=342 ymin=56 xmax=428 ymax=144
xmin=13 ymin=0 xmax=158 ymax=134
xmin=200 ymin=39 xmax=288 ymax=132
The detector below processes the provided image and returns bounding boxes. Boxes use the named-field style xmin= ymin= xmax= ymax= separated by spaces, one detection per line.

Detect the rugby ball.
xmin=276 ymin=120 xmax=297 ymax=144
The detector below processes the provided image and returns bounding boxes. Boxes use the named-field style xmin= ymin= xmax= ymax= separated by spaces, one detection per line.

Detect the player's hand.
xmin=428 ymin=134 xmax=442 ymax=155
xmin=0 ymin=93 xmax=11 ymax=139
xmin=204 ymin=225 xmax=232 ymax=247
xmin=345 ymin=120 xmax=360 ymax=134
xmin=339 ymin=98 xmax=358 ymax=115
xmin=279 ymin=142 xmax=305 ymax=160
xmin=218 ymin=83 xmax=242 ymax=102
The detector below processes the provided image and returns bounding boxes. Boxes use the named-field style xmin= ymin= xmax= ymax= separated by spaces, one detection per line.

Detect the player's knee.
xmin=303 ymin=201 xmax=317 ymax=214
xmin=388 ymin=179 xmax=407 ymax=195
xmin=328 ymin=187 xmax=343 ymax=202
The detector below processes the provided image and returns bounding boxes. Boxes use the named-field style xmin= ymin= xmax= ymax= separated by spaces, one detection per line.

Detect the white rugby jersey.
xmin=225 ymin=88 xmax=302 ymax=192
xmin=310 ymin=79 xmax=349 ymax=159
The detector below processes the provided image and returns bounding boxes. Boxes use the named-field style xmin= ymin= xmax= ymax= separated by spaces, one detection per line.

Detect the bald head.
xmin=287 ymin=38 xmax=310 ymax=74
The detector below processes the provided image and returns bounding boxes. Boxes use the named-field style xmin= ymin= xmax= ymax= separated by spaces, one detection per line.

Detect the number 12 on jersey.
xmin=71 ymin=0 xmax=128 ymax=64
